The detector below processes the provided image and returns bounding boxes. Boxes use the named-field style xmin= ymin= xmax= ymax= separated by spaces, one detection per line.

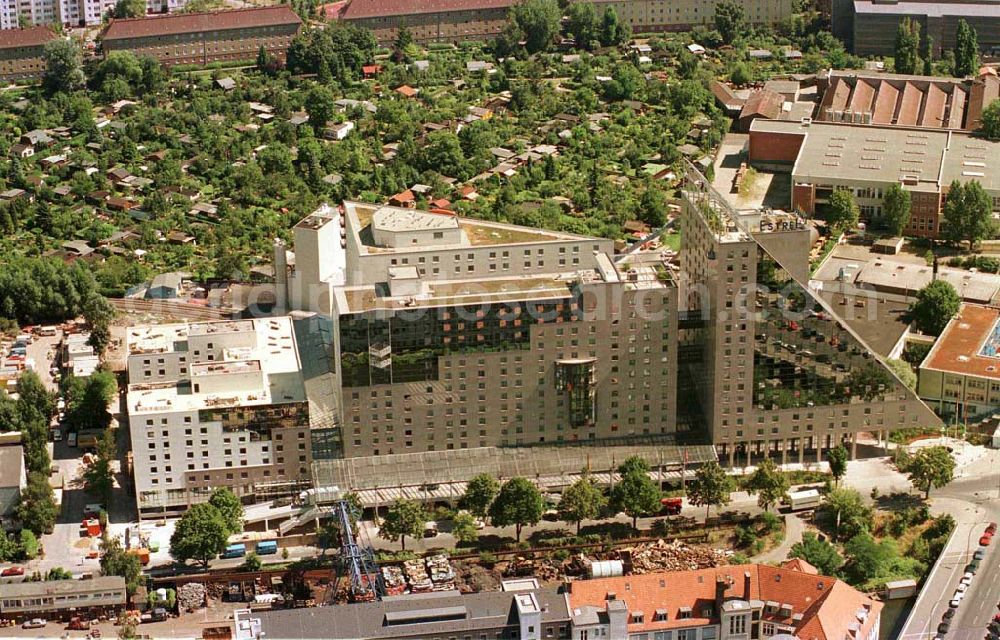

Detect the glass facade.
xmin=555 ymin=359 xmax=597 ymax=426
xmin=752 ymin=247 xmax=899 ymax=410
xmin=339 ymin=295 xmax=582 ymax=387
xmin=198 ymin=402 xmax=310 ymax=439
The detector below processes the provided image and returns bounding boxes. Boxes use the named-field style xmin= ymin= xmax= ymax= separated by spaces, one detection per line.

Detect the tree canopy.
xmin=461 ymin=473 xmax=500 ymax=520
xmin=881 ymin=183 xmax=911 ymax=236
xmin=379 ymin=499 xmax=426 ymax=551
xmin=101 ymin=536 xmax=143 ymax=596
xmin=982 ymin=99 xmax=1000 ymax=140
xmin=714 ymin=1 xmax=748 ymax=45
xmin=954 ymin=19 xmax=979 ymax=77
xmin=942 ymin=180 xmax=993 ymax=250
xmin=687 ymin=461 xmax=735 ymax=520
xmin=826 ymin=190 xmax=860 ymax=234
xmin=557 ymin=474 xmax=607 ymax=533
xmin=208 ymin=488 xmax=244 ymax=536
xmin=744 ymin=459 xmax=789 ymax=512
xmin=893 ymin=18 xmax=922 ymax=75
xmin=489 ymin=477 xmax=544 ymax=542
xmin=169 ymin=503 xmax=230 ymax=567
xmin=612 ymin=461 xmax=661 ymax=528
xmin=909 ymin=279 xmax=960 ymax=335
xmin=906 ymin=446 xmax=956 ymax=499
xmin=790 ymin=532 xmax=844 ymax=577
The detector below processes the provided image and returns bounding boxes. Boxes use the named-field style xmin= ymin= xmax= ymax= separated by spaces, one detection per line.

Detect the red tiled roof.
xmin=568 ymin=564 xmax=881 ymax=640
xmin=0 ymin=26 xmax=58 ymax=49
xmin=342 ymin=0 xmax=515 ymax=20
xmin=740 ymin=89 xmax=783 ymax=120
xmin=395 ymin=85 xmax=418 ymax=97
xmin=101 ymin=5 xmax=300 ymax=41
xmin=318 ymin=0 xmax=349 ymax=19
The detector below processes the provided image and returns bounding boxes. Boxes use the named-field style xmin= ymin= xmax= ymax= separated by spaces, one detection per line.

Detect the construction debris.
xmin=403 ymin=559 xmax=432 ymax=593
xmin=624 ymin=539 xmax=729 ymax=573
xmin=381 ymin=566 xmax=406 ymax=595
xmin=177 ymin=583 xmax=207 ymax=612
xmin=426 ymin=554 xmax=455 ymax=591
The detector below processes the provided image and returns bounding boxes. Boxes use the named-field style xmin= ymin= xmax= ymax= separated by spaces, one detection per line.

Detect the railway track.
xmin=109 ymin=298 xmax=237 ymax=321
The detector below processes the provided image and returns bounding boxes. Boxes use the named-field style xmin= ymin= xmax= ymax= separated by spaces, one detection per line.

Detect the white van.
xmin=67 ymin=432 xmax=77 ymax=447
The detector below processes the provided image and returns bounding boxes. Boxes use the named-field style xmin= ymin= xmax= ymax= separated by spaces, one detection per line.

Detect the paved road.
xmin=753 ymin=513 xmax=805 ymax=564
xmin=898 ymin=450 xmax=1000 ymax=640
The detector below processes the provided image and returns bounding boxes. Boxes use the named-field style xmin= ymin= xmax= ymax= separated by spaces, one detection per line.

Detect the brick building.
xmin=748 ymin=118 xmax=1000 ymax=238
xmin=99 ymin=5 xmax=301 ymax=67
xmin=0 ymin=26 xmax=57 ymax=81
xmin=334 ymin=0 xmax=793 ymax=44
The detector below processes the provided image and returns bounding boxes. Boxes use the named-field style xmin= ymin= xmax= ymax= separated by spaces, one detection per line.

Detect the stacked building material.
xmin=381 ymin=565 xmax=407 ymax=595
xmin=403 ymin=559 xmax=433 ymax=592
xmin=626 ymin=539 xmax=728 ymax=573
xmin=426 ymin=554 xmax=455 ymax=590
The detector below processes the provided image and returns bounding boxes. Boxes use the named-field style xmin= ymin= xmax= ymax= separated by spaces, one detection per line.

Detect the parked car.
xmin=987 ymin=522 xmax=997 ymax=535
xmin=937 ymin=621 xmax=950 ymax=635
xmin=21 ymin=619 xmax=45 ymax=629
xmin=974 ymin=549 xmax=985 ymax=561
xmin=980 ymin=535 xmax=993 ymax=547
xmin=943 ymin=608 xmax=955 ymax=620
xmin=1 ymin=567 xmax=24 ymax=577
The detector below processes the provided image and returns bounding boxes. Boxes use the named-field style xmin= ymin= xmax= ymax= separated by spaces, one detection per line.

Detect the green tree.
xmin=43 ymin=39 xmax=85 ymax=94
xmin=114 ymin=0 xmax=145 ymax=17
xmin=304 ymin=85 xmax=335 ymax=133
xmin=910 ymin=279 xmax=960 ymax=335
xmin=822 ymin=487 xmax=873 ymax=540
xmin=379 ymin=499 xmax=426 ymax=551
xmin=83 ymin=428 xmax=117 ymax=506
xmin=169 ymin=503 xmax=229 ymax=567
xmin=714 ymin=1 xmax=748 ymax=45
xmin=617 ymin=456 xmax=650 ymax=477
xmin=256 ymin=45 xmax=277 ymax=74
xmin=18 ymin=530 xmax=39 ymax=560
xmin=461 ymin=473 xmax=500 ymax=520
xmin=827 ymin=189 xmax=860 ymax=233
xmin=744 ymin=458 xmax=790 ymax=512
xmin=687 ymin=461 xmax=735 ymax=520
xmin=790 ymin=532 xmax=845 ymax=576
xmin=842 ymin=533 xmax=898 ymax=585
xmin=566 ymin=3 xmax=600 ymax=50
xmin=894 ymin=17 xmax=921 ymax=75
xmin=83 ymin=294 xmax=115 ymax=355
xmin=639 ymin=186 xmax=668 ymax=228
xmin=826 ymin=445 xmax=848 ymax=487
xmin=943 ymin=180 xmax=993 ymax=250
xmin=317 ymin=522 xmax=340 ymax=554
xmin=100 ymin=536 xmax=143 ymax=596
xmin=612 ymin=465 xmax=661 ymax=529
xmin=882 ymin=183 xmax=911 ymax=236
xmin=208 ymin=488 xmax=244 ymax=536
xmin=557 ymin=474 xmax=607 ymax=533
xmin=954 ymin=18 xmax=979 ymax=77
xmin=242 ymin=552 xmax=262 ymax=571
xmin=489 ymin=477 xmax=544 ymax=542
xmin=907 ymin=446 xmax=956 ymax=499
xmin=18 ymin=472 xmax=57 ymax=535
xmin=886 ymin=358 xmax=917 ymax=390
xmin=46 ymin=567 xmax=73 ymax=580
xmin=599 ymin=6 xmax=628 ymax=46
xmin=502 ymin=0 xmax=561 ymax=54
xmin=451 ymin=512 xmax=480 ymax=544
xmin=982 ymin=99 xmax=1000 ymax=140
xmin=730 ymin=61 xmax=753 ymax=86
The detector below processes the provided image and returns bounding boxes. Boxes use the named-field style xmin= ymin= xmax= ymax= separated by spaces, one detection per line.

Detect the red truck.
xmin=660 ymin=497 xmax=682 ymax=515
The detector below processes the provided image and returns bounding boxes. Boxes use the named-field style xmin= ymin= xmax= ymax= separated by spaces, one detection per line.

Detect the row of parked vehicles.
xmin=938 ymin=522 xmax=997 ymax=638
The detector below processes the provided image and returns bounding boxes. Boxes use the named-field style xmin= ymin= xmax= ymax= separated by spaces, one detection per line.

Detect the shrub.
xmin=478 ymin=551 xmax=498 ymax=567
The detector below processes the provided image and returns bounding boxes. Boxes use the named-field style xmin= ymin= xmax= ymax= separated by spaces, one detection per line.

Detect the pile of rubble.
xmin=501 ymin=556 xmax=563 ymax=583
xmin=403 ymin=559 xmax=433 ymax=593
xmin=426 ymin=554 xmax=455 ymax=591
xmin=626 ymin=539 xmax=729 ymax=573
xmin=177 ymin=583 xmax=207 ymax=611
xmin=381 ymin=566 xmax=406 ymax=596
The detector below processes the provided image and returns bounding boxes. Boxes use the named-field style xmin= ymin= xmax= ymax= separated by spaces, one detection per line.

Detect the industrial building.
xmin=918 ymin=303 xmax=1000 ymax=420
xmin=99 ymin=5 xmax=301 ymax=67
xmin=748 ymin=118 xmax=1000 ymax=238
xmin=0 ymin=26 xmax=57 ymax=81
xmin=331 ymin=0 xmax=793 ymax=44
xmin=0 ymin=577 xmax=126 ymax=621
xmin=125 ymin=316 xmax=337 ymax=515
xmin=832 ymin=0 xmax=1000 ymax=57
xmin=817 ymin=69 xmax=1000 ymax=132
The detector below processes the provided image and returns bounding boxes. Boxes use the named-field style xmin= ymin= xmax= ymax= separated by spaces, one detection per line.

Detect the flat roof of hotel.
xmin=922 ymin=304 xmax=1000 ymax=379
xmin=751 ymin=119 xmax=1000 ymax=192
xmin=343 ymin=201 xmax=604 ymax=254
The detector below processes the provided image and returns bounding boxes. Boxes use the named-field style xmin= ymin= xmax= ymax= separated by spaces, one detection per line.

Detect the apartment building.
xmin=126 ymin=317 xmax=328 ymax=515
xmin=918 ymin=303 xmax=1000 ymax=420
xmin=678 ymin=166 xmax=942 ymax=467
xmin=0 ymin=26 xmax=56 ymax=81
xmin=99 ymin=5 xmax=301 ymax=67
xmin=832 ymin=0 xmax=1000 ymax=57
xmin=0 ymin=0 xmax=119 ymax=29
xmin=334 ymin=0 xmax=793 ymax=44
xmin=256 ymin=587 xmax=570 ymax=639
xmin=277 ymin=202 xmax=678 ymax=457
xmin=568 ymin=561 xmax=881 ymax=640
xmin=0 ymin=577 xmax=126 ymax=621
xmin=747 ymin=118 xmax=1000 ymax=238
